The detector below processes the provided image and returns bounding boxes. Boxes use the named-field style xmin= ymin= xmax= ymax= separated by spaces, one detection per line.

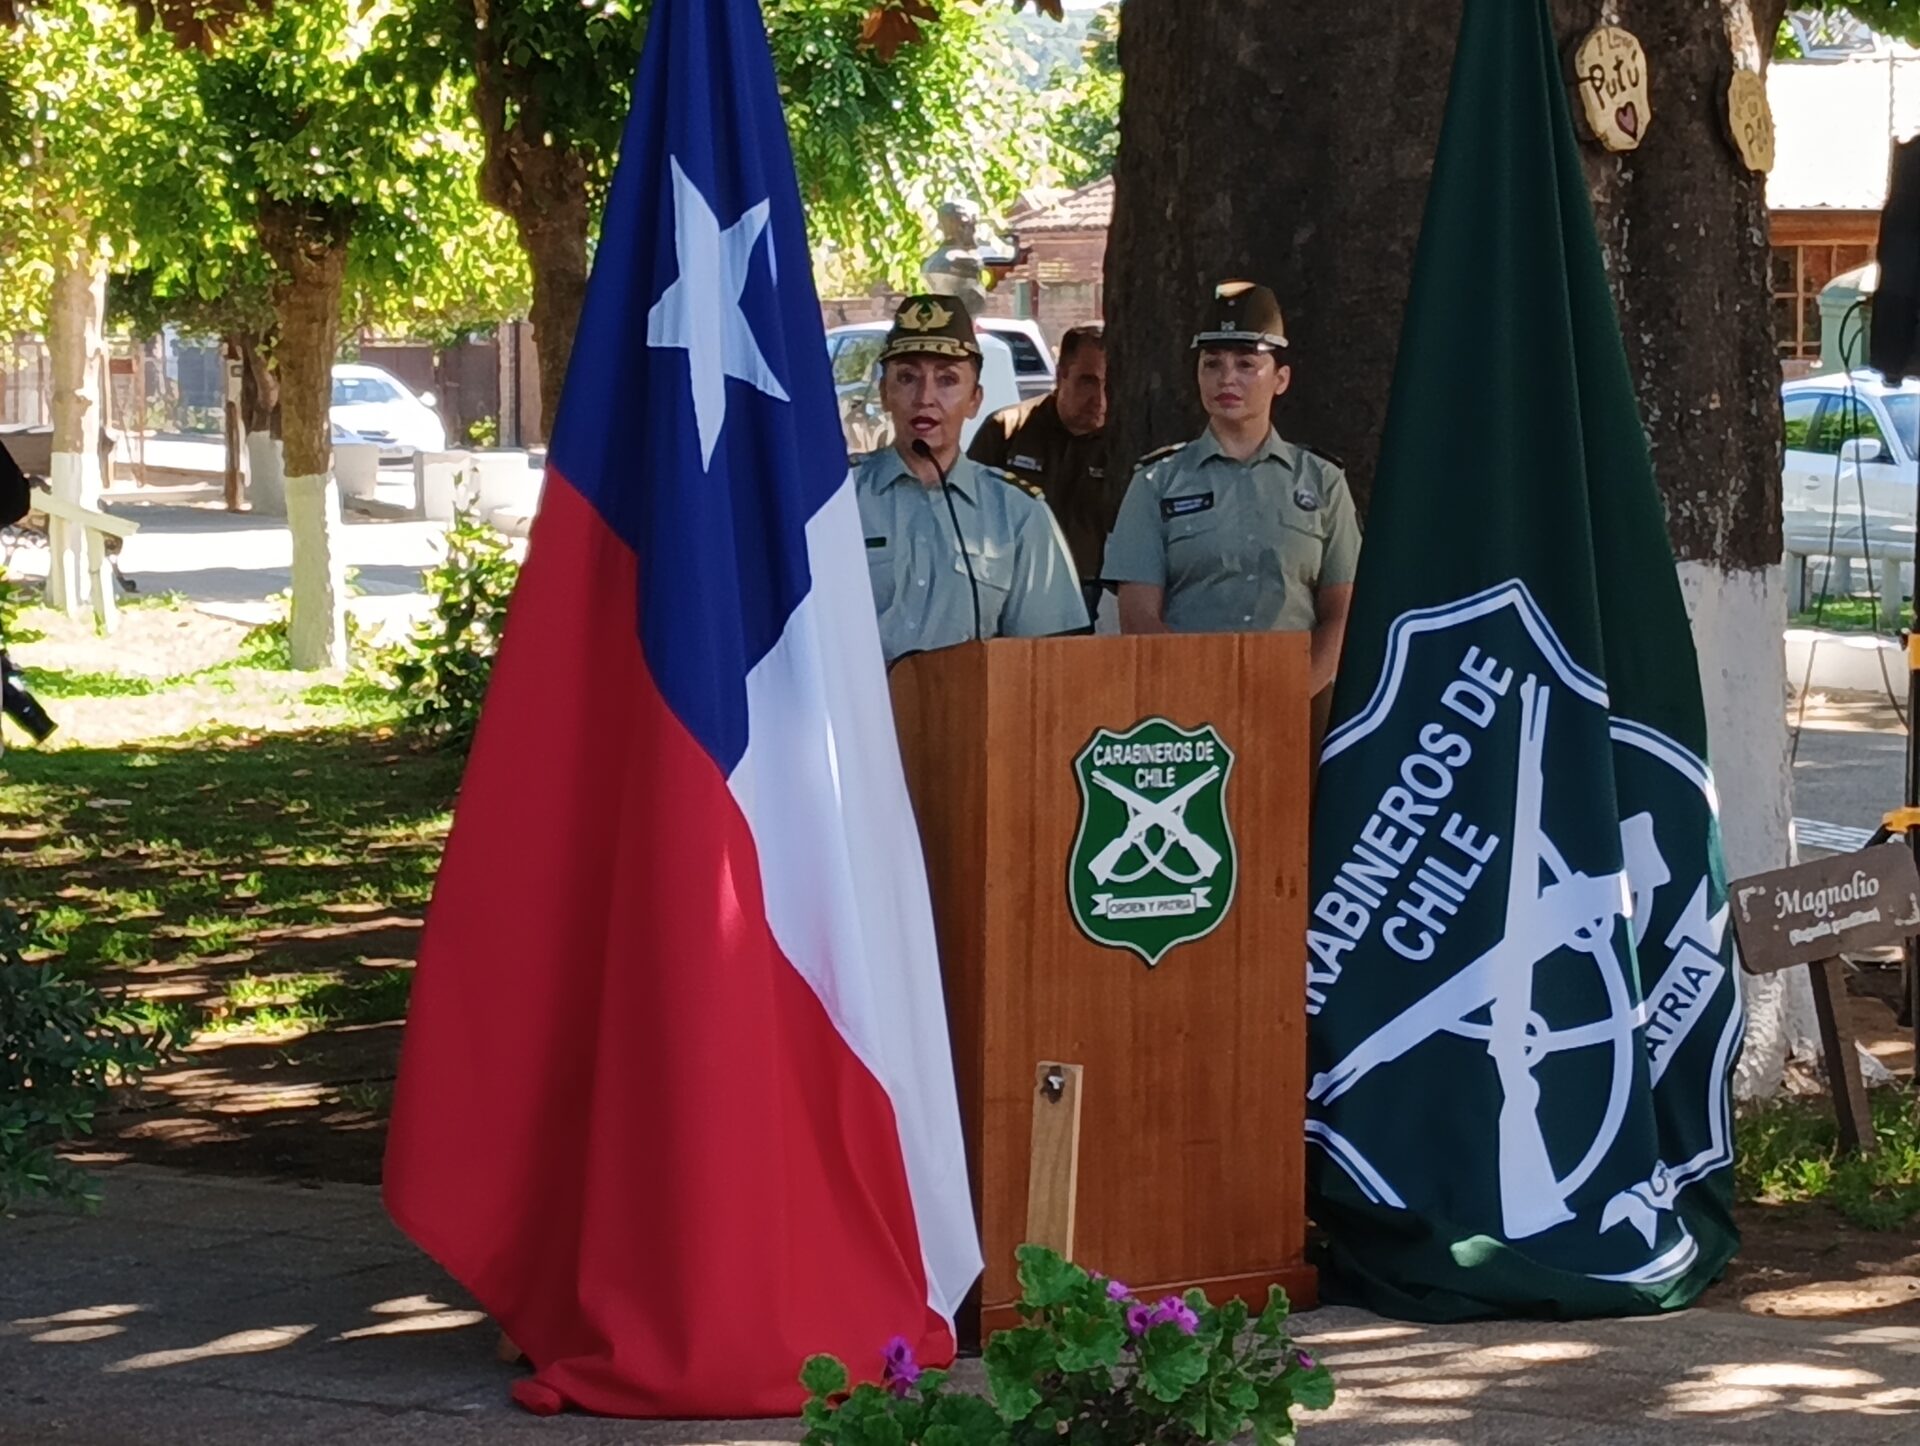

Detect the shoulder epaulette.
xmin=1135 ymin=442 xmax=1185 ymax=470
xmin=1298 ymin=443 xmax=1346 ymax=472
xmin=982 ymin=464 xmax=1045 ymax=500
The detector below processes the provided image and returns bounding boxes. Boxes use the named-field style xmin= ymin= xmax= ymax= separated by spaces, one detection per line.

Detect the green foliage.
xmin=1736 ymin=1086 xmax=1920 ymax=1230
xmin=1783 ymin=4 xmax=1920 ymax=54
xmin=1037 ymin=3 xmax=1119 ymax=187
xmin=0 ymin=901 xmax=174 ymax=1209
xmin=380 ymin=0 xmax=1064 ymax=294
xmin=376 ymin=500 xmax=521 ymax=746
xmin=0 ymin=0 xmax=164 ymax=333
xmin=801 ymin=1247 xmax=1333 ymax=1446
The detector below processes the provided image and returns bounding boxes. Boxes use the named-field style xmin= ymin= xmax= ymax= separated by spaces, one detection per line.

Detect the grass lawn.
xmin=1790 ymin=595 xmax=1913 ymax=633
xmin=2 ymin=600 xmax=461 ymax=1181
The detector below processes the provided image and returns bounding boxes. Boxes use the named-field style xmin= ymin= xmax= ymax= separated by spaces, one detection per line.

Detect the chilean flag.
xmin=381 ymin=0 xmax=982 ymax=1417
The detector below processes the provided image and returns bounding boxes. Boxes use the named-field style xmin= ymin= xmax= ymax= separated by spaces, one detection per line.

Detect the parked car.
xmin=1781 ymin=372 xmax=1920 ymax=569
xmin=330 ymin=363 xmax=447 ymax=458
xmin=979 ymin=317 xmax=1056 ymax=401
xmin=826 ymin=323 xmax=1023 ymax=456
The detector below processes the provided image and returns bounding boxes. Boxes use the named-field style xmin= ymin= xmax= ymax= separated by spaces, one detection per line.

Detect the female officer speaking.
xmin=1103 ymin=281 xmax=1361 ymax=706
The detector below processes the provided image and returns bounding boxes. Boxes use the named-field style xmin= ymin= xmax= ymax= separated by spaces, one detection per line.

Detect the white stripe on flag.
xmin=730 ymin=479 xmax=983 ymax=1324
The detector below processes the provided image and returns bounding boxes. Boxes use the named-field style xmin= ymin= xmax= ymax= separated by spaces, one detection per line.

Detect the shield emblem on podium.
xmin=1068 ymin=718 xmax=1238 ymax=966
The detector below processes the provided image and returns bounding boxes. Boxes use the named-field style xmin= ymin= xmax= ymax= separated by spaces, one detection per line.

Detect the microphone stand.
xmin=912 ymin=438 xmax=982 ymax=643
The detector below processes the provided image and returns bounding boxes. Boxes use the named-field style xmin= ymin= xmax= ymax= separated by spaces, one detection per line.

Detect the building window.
xmin=1773 ymin=242 xmax=1874 ymax=359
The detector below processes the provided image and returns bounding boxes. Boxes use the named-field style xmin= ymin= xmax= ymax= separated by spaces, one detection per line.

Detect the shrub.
xmin=801 ymin=1246 xmax=1334 ymax=1446
xmin=379 ymin=500 xmax=520 ymax=747
xmin=0 ymin=903 xmax=176 ymax=1209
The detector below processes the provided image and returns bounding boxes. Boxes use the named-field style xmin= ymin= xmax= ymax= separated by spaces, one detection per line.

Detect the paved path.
xmin=3 ymin=1168 xmax=1916 ymax=1444
xmin=6 ymin=485 xmax=484 ymax=640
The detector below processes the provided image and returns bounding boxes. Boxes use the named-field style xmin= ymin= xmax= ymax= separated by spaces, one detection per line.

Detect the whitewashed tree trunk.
xmin=1679 ymin=561 xmax=1820 ymax=1098
xmin=286 ymin=471 xmax=346 ymax=669
xmin=259 ymin=201 xmax=348 ymax=670
xmin=246 ymin=431 xmax=286 ymax=517
xmin=44 ymin=250 xmax=106 ymax=616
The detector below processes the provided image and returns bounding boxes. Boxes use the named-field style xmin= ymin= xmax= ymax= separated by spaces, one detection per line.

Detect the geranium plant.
xmin=800 ymin=1245 xmax=1334 ymax=1446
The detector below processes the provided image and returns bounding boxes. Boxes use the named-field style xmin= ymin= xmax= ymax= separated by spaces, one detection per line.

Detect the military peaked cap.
xmin=1191 ymin=279 xmax=1289 ymax=351
xmin=879 ymin=294 xmax=982 ymax=364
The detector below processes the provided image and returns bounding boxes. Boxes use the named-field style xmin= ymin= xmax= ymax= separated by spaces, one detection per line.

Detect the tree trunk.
xmin=237 ymin=328 xmax=284 ymax=515
xmin=1110 ymin=0 xmax=1804 ymax=1093
xmin=259 ymin=200 xmax=349 ymax=671
xmin=469 ymin=3 xmax=591 ymax=443
xmin=44 ymin=240 xmax=107 ymax=616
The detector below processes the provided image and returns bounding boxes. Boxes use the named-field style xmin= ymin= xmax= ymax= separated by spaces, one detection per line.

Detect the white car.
xmin=826 ymin=323 xmax=1024 ymax=456
xmin=1781 ymin=373 xmax=1920 ymax=569
xmin=330 ymin=363 xmax=447 ymax=458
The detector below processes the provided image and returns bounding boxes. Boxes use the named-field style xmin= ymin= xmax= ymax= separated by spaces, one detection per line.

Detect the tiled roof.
xmin=1012 ymin=176 xmax=1114 ymax=234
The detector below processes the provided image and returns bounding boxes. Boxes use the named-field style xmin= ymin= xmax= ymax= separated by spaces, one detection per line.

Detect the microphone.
xmin=912 ymin=438 xmax=981 ymax=643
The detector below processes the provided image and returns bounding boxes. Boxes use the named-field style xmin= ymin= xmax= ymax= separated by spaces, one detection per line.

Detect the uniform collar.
xmin=1196 ymin=426 xmax=1293 ymax=469
xmin=874 ymin=444 xmax=980 ymax=501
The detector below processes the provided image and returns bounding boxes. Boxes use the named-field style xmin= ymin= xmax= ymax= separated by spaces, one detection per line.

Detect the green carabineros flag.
xmin=1306 ymin=0 xmax=1740 ymax=1318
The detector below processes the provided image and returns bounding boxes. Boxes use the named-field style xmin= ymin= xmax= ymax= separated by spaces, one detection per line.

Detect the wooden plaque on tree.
xmin=1572 ymin=26 xmax=1650 ymax=153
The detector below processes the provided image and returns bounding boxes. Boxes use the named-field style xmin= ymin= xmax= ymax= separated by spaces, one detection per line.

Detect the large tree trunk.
xmin=44 ymin=239 xmax=107 ymax=616
xmin=469 ymin=3 xmax=591 ymax=442
xmin=259 ymin=200 xmax=349 ymax=671
xmin=1110 ymin=0 xmax=1805 ymax=1093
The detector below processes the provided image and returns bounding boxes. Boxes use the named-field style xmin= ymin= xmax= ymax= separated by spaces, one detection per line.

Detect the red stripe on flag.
xmin=383 ymin=474 xmax=952 ymax=1417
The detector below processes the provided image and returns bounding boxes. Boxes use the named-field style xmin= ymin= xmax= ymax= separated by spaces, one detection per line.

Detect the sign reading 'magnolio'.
xmin=1729 ymin=844 xmax=1920 ymax=975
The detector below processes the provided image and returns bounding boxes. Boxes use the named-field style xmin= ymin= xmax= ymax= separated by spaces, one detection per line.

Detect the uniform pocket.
xmin=957 ymin=539 xmax=1015 ymax=596
xmin=1166 ymin=510 xmax=1223 ymax=579
xmin=866 ymin=543 xmax=898 ymax=612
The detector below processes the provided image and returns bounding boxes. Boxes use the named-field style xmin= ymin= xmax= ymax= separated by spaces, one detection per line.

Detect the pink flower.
xmin=1295 ymin=1349 xmax=1316 ymax=1371
xmin=1106 ymin=1279 xmax=1132 ymax=1302
xmin=882 ymin=1336 xmax=921 ymax=1397
xmin=1125 ymin=1303 xmax=1155 ymax=1337
xmin=1157 ymin=1297 xmax=1200 ymax=1335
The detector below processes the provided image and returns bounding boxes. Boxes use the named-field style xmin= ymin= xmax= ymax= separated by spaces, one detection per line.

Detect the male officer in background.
xmin=967 ymin=322 xmax=1113 ymax=620
xmin=854 ymin=296 xmax=1088 ymax=665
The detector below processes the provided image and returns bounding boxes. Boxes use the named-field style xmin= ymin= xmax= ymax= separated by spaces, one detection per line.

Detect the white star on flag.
xmin=646 ymin=157 xmax=790 ymax=468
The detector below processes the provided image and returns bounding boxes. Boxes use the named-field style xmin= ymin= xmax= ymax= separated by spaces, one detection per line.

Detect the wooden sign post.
xmin=1729 ymin=843 xmax=1920 ymax=1153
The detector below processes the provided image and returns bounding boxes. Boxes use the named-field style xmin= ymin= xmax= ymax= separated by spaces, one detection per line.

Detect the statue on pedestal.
xmin=921 ymin=199 xmax=991 ymax=318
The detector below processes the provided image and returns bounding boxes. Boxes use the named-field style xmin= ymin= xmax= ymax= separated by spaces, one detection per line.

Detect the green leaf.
xmin=1136 ymin=1328 xmax=1211 ymax=1403
xmin=1254 ymin=1286 xmax=1292 ymax=1337
xmin=800 ymin=1354 xmax=850 ymax=1399
xmin=1014 ymin=1244 xmax=1089 ymax=1310
xmin=1052 ymin=1309 xmax=1126 ymax=1374
xmin=1291 ymin=1364 xmax=1336 ymax=1412
xmin=982 ymin=1325 xmax=1054 ymax=1421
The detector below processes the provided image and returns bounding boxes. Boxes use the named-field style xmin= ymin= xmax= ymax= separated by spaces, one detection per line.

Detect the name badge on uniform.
xmin=1292 ymin=484 xmax=1321 ymax=513
xmin=1162 ymin=492 xmax=1215 ymax=519
xmin=865 ymin=535 xmax=888 ymax=549
xmin=1011 ymin=454 xmax=1043 ymax=472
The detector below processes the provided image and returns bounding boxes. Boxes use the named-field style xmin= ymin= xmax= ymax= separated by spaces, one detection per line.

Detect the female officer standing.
xmin=1103 ymin=281 xmax=1361 ymax=706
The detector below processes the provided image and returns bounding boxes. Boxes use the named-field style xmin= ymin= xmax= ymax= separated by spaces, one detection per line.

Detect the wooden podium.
xmin=889 ymin=634 xmax=1317 ymax=1333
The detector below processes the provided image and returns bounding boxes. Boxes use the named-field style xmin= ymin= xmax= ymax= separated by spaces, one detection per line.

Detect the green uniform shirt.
xmin=855 ymin=448 xmax=1089 ymax=664
xmin=967 ymin=395 xmax=1115 ymax=585
xmin=1103 ymin=427 xmax=1361 ymax=633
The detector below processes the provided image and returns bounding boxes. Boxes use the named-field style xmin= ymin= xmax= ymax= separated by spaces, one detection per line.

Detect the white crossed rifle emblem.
xmin=1087 ymin=767 xmax=1223 ymax=886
